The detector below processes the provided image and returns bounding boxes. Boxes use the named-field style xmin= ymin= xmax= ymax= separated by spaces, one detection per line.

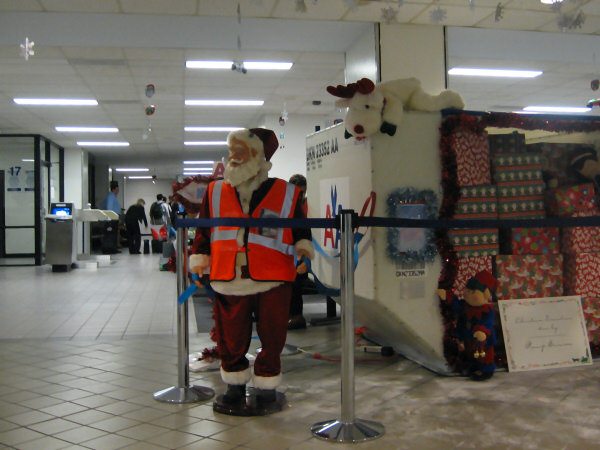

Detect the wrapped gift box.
xmin=497 ymin=199 xmax=545 ymax=219
xmin=453 ymin=256 xmax=492 ymax=294
xmin=507 ymin=227 xmax=560 ymax=255
xmin=489 ymin=131 xmax=526 ymax=155
xmin=449 ymin=228 xmax=499 ymax=257
xmin=454 ymin=185 xmax=497 ymax=219
xmin=492 ymin=153 xmax=543 ymax=186
xmin=581 ymin=297 xmax=600 ymax=343
xmin=450 ymin=127 xmax=491 ymax=186
xmin=494 ymin=254 xmax=563 ymax=300
xmin=564 ymin=253 xmax=600 ymax=298
xmin=561 ymin=207 xmax=600 ymax=254
xmin=496 ymin=182 xmax=545 ymax=201
xmin=547 ymin=184 xmax=596 ymax=216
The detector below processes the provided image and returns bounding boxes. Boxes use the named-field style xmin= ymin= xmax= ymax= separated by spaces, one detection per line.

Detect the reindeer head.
xmin=327 ymin=78 xmax=392 ymax=139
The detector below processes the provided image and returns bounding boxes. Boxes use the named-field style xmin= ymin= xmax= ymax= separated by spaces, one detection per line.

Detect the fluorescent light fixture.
xmin=184 ymin=126 xmax=243 ymax=132
xmin=56 ymin=126 xmax=118 ymax=132
xmin=186 ymin=60 xmax=233 ymax=69
xmin=183 ymin=160 xmax=214 ymax=165
xmin=540 ymin=0 xmax=562 ymax=4
xmin=244 ymin=61 xmax=293 ymax=70
xmin=21 ymin=159 xmax=34 ymax=162
xmin=114 ymin=168 xmax=149 ymax=172
xmin=448 ymin=68 xmax=543 ymax=78
xmin=14 ymin=98 xmax=98 ymax=106
xmin=186 ymin=60 xmax=292 ymax=70
xmin=184 ymin=141 xmax=228 ymax=146
xmin=77 ymin=141 xmax=129 ymax=147
xmin=185 ymin=100 xmax=264 ymax=106
xmin=522 ymin=106 xmax=591 ymax=113
xmin=183 ymin=171 xmax=212 ymax=175
xmin=128 ymin=176 xmax=153 ymax=179
xmin=184 ymin=167 xmax=213 ymax=171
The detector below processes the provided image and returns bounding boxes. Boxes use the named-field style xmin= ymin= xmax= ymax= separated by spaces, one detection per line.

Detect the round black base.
xmin=213 ymin=387 xmax=287 ymax=416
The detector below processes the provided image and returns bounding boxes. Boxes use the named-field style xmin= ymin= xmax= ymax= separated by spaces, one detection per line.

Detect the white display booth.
xmin=306 ymin=113 xmax=448 ymax=374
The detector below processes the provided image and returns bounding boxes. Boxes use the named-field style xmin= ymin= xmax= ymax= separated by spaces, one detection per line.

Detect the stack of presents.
xmin=448 ymin=127 xmax=600 ymax=348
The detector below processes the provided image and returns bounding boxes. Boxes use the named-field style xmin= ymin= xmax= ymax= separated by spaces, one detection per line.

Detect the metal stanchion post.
xmin=154 ymin=222 xmax=215 ymax=403
xmin=311 ymin=210 xmax=385 ymax=443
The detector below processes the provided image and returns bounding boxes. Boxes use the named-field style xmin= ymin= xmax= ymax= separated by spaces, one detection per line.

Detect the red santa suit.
xmin=190 ymin=128 xmax=313 ymax=391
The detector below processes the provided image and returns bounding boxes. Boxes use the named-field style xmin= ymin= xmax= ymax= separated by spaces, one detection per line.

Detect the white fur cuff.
xmin=253 ymin=373 xmax=282 ymax=390
xmin=189 ymin=254 xmax=210 ymax=271
xmin=220 ymin=367 xmax=251 ymax=385
xmin=295 ymin=239 xmax=314 ymax=260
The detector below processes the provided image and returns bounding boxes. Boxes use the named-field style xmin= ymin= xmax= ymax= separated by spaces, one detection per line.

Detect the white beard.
xmin=224 ymin=157 xmax=270 ymax=188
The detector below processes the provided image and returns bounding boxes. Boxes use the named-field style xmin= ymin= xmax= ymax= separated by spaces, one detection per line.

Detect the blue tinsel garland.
xmin=386 ymin=187 xmax=439 ymax=265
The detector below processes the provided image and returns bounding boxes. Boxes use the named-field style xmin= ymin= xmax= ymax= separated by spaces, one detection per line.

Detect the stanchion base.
xmin=213 ymin=388 xmax=287 ymax=416
xmin=311 ymin=418 xmax=385 ymax=443
xmin=153 ymin=385 xmax=215 ymax=404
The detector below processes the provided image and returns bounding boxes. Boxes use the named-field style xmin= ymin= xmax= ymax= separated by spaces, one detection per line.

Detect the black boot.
xmin=256 ymin=389 xmax=277 ymax=404
xmin=221 ymin=384 xmax=246 ymax=403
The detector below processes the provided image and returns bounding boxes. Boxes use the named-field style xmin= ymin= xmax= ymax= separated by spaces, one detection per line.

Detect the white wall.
xmin=379 ymin=24 xmax=446 ymax=92
xmin=264 ymin=113 xmax=325 ymax=182
xmin=345 ymin=24 xmax=378 ymax=84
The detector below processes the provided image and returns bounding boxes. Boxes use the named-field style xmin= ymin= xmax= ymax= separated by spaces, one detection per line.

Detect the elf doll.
xmin=438 ymin=270 xmax=498 ymax=381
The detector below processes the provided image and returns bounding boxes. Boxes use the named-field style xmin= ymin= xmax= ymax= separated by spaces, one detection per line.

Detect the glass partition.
xmin=0 ymin=135 xmax=64 ymax=266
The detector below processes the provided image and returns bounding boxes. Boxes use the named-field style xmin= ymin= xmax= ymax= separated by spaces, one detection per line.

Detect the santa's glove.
xmin=189 ymin=254 xmax=210 ymax=288
xmin=296 ymin=249 xmax=311 ymax=275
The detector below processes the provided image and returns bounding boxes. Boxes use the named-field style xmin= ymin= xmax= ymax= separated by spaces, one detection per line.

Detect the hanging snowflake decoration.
xmin=429 ymin=6 xmax=447 ymax=24
xmin=468 ymin=0 xmax=476 ymax=11
xmin=494 ymin=3 xmax=504 ymax=23
xmin=20 ymin=37 xmax=34 ymax=61
xmin=381 ymin=6 xmax=399 ymax=23
xmin=295 ymin=0 xmax=307 ymax=12
xmin=342 ymin=0 xmax=360 ymax=12
xmin=557 ymin=8 xmax=586 ymax=31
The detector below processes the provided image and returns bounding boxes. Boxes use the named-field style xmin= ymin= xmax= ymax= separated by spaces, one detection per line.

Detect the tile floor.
xmin=1 ymin=253 xmax=600 ymax=449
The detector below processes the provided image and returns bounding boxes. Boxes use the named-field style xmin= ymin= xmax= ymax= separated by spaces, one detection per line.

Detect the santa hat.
xmin=466 ymin=270 xmax=497 ymax=293
xmin=227 ymin=128 xmax=279 ymax=161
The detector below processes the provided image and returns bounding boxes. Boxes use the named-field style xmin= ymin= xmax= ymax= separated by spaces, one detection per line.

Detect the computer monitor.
xmin=50 ymin=203 xmax=73 ymax=216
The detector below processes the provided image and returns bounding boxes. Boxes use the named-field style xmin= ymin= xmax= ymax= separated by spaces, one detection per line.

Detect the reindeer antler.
xmin=326 ymin=78 xmax=375 ymax=98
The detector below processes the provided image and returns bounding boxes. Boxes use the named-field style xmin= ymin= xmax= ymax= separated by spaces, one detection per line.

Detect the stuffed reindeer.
xmin=327 ymin=77 xmax=464 ymax=139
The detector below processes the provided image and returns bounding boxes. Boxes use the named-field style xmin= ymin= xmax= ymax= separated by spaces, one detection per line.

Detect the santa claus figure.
xmin=439 ymin=270 xmax=498 ymax=381
xmin=190 ymin=128 xmax=314 ymax=409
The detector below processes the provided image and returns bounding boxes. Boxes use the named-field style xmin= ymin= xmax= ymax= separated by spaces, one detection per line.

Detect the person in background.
xmin=288 ymin=174 xmax=309 ymax=330
xmin=100 ymin=181 xmax=123 ymax=254
xmin=161 ymin=195 xmax=173 ymax=228
xmin=100 ymin=181 xmax=121 ymax=216
xmin=169 ymin=195 xmax=182 ymax=224
xmin=124 ymin=199 xmax=148 ymax=254
xmin=149 ymin=194 xmax=165 ymax=226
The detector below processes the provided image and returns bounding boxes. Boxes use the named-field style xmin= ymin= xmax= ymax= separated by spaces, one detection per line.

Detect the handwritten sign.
xmin=499 ymin=296 xmax=592 ymax=372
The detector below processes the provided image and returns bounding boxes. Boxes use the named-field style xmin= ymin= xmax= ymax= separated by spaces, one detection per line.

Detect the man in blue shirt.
xmin=100 ymin=181 xmax=121 ymax=215
xmin=100 ymin=181 xmax=122 ymax=253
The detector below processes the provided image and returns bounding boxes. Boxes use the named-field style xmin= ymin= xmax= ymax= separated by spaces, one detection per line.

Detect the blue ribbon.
xmin=300 ymin=257 xmax=341 ymax=297
xmin=301 ymin=231 xmax=366 ymax=298
xmin=177 ymin=273 xmax=215 ymax=304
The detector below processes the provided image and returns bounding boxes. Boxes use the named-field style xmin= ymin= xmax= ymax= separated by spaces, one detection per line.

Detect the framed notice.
xmin=499 ymin=296 xmax=592 ymax=372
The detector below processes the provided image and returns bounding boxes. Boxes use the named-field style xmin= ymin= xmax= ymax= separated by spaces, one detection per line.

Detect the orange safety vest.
xmin=208 ymin=179 xmax=299 ymax=282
